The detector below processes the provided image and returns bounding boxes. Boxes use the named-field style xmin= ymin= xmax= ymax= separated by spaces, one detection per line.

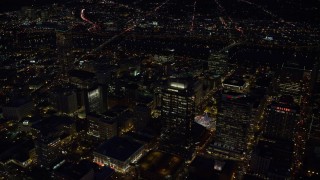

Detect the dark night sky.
xmin=0 ymin=0 xmax=65 ymax=12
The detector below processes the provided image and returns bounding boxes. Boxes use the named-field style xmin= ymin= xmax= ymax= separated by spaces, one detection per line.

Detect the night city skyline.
xmin=0 ymin=0 xmax=319 ymax=179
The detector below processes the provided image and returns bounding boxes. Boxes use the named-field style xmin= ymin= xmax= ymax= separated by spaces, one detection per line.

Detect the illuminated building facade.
xmin=67 ymin=69 xmax=107 ymax=113
xmin=208 ymin=53 xmax=228 ymax=77
xmin=160 ymin=80 xmax=196 ymax=147
xmin=212 ymin=90 xmax=255 ymax=159
xmin=276 ymin=67 xmax=306 ymax=102
xmin=84 ymin=86 xmax=104 ymax=113
xmin=222 ymin=77 xmax=248 ymax=92
xmin=32 ymin=116 xmax=76 ymax=168
xmin=87 ymin=112 xmax=117 ymax=140
xmin=264 ymin=95 xmax=299 ymax=141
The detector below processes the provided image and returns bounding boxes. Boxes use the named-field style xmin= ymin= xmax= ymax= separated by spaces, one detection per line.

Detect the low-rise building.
xmin=2 ymin=98 xmax=33 ymax=121
xmin=93 ymin=136 xmax=145 ymax=173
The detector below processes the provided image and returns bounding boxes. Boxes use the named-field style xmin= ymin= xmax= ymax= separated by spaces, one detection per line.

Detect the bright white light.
xmin=88 ymin=89 xmax=100 ymax=98
xmin=170 ymin=82 xmax=186 ymax=89
xmin=23 ymin=120 xmax=29 ymax=126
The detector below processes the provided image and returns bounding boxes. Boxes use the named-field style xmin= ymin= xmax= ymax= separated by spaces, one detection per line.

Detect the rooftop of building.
xmin=223 ymin=77 xmax=246 ymax=87
xmin=221 ymin=90 xmax=256 ymax=106
xmin=87 ymin=112 xmax=117 ymax=124
xmin=221 ymin=90 xmax=244 ymax=97
xmin=165 ymin=77 xmax=199 ymax=90
xmin=95 ymin=136 xmax=144 ymax=162
xmin=136 ymin=94 xmax=154 ymax=105
xmin=4 ymin=98 xmax=32 ymax=107
xmin=268 ymin=95 xmax=300 ymax=112
xmin=279 ymin=95 xmax=295 ymax=104
xmin=88 ymin=111 xmax=121 ymax=125
xmin=68 ymin=69 xmax=95 ymax=80
xmin=0 ymin=139 xmax=34 ymax=163
xmin=32 ymin=116 xmax=74 ymax=140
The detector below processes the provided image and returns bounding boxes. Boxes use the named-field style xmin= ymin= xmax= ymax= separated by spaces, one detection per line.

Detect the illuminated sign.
xmin=170 ymin=82 xmax=186 ymax=89
xmin=275 ymin=106 xmax=291 ymax=112
xmin=168 ymin=88 xmax=178 ymax=92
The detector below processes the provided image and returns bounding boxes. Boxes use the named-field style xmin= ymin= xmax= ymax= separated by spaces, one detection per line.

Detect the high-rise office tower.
xmin=133 ymin=104 xmax=151 ymax=132
xmin=264 ymin=95 xmax=299 ymax=142
xmin=68 ymin=69 xmax=107 ymax=114
xmin=51 ymin=88 xmax=78 ymax=115
xmin=208 ymin=53 xmax=228 ymax=76
xmin=249 ymin=139 xmax=294 ymax=179
xmin=213 ymin=90 xmax=255 ymax=159
xmin=84 ymin=86 xmax=104 ymax=114
xmin=250 ymin=96 xmax=297 ymax=179
xmin=276 ymin=66 xmax=306 ymax=103
xmin=308 ymin=112 xmax=320 ymax=141
xmin=160 ymin=79 xmax=198 ymax=149
xmin=87 ymin=112 xmax=117 ymax=140
xmin=56 ymin=31 xmax=73 ymax=76
xmin=33 ymin=116 xmax=76 ymax=168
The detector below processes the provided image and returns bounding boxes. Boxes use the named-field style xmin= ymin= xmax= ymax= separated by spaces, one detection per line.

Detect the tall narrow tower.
xmin=160 ymin=79 xmax=196 ymax=151
xmin=264 ymin=95 xmax=299 ymax=142
xmin=213 ymin=90 xmax=255 ymax=159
